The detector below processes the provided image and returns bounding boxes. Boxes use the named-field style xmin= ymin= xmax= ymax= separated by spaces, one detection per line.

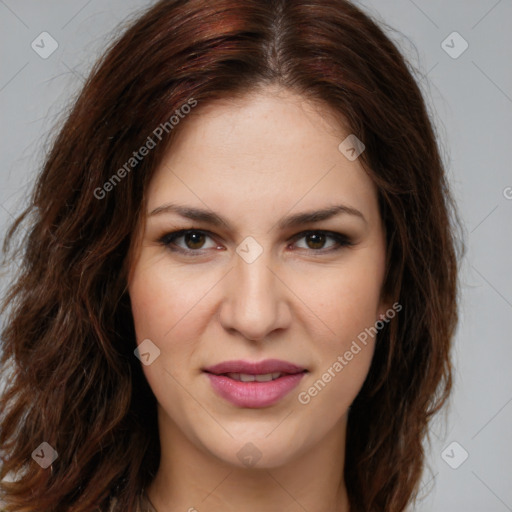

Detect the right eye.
xmin=159 ymin=229 xmax=221 ymax=255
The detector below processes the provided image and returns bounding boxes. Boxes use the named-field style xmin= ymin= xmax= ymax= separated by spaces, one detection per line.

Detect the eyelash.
xmin=158 ymin=229 xmax=353 ymax=257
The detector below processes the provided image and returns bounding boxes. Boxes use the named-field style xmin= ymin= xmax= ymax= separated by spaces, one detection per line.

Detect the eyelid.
xmin=158 ymin=228 xmax=353 ymax=256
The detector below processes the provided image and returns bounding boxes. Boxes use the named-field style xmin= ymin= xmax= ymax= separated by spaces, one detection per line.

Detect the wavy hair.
xmin=0 ymin=0 xmax=461 ymax=510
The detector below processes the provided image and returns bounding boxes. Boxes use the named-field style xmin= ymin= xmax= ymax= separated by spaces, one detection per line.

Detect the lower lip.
xmin=205 ymin=372 xmax=306 ymax=408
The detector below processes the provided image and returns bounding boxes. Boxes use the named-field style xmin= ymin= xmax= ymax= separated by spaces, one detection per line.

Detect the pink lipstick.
xmin=203 ymin=359 xmax=307 ymax=408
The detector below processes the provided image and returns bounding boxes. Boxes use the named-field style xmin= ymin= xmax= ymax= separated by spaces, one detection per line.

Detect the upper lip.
xmin=203 ymin=359 xmax=306 ymax=375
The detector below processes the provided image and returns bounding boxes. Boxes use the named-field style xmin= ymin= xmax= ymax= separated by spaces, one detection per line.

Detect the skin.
xmin=128 ymin=85 xmax=390 ymax=512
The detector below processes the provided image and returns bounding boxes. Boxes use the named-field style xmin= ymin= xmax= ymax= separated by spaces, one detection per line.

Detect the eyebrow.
xmin=148 ymin=202 xmax=366 ymax=231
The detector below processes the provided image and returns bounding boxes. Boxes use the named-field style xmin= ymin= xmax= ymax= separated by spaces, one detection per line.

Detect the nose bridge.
xmin=219 ymin=239 xmax=287 ymax=340
xmin=236 ymin=249 xmax=274 ymax=298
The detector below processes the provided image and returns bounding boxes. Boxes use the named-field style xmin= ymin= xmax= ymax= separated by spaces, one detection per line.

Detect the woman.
xmin=0 ymin=0 xmax=461 ymax=511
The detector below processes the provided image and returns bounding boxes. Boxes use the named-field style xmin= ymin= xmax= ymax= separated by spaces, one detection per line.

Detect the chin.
xmin=196 ymin=424 xmax=311 ymax=470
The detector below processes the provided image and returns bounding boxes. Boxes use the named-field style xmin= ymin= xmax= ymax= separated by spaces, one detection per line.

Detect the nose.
xmin=217 ymin=249 xmax=291 ymax=342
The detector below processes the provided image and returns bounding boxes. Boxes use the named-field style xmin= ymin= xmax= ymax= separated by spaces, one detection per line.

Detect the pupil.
xmin=307 ymin=233 xmax=325 ymax=249
xmin=186 ymin=232 xmax=204 ymax=249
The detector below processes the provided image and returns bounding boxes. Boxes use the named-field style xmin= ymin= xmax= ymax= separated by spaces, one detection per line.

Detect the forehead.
xmin=146 ymin=87 xmax=379 ymax=226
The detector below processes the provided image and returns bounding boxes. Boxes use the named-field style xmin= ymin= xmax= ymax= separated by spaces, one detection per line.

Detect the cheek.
xmin=295 ymin=254 xmax=385 ymax=342
xmin=128 ymin=261 xmax=216 ymax=384
xmin=128 ymin=262 xmax=209 ymax=417
xmin=129 ymin=259 xmax=209 ymax=340
xmin=293 ymin=255 xmax=384 ymax=409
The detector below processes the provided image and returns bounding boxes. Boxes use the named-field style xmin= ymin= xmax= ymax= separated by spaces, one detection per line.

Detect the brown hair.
xmin=0 ymin=0 xmax=461 ymax=510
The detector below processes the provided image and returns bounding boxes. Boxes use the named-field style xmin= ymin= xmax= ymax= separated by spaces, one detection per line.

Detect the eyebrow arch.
xmin=148 ymin=202 xmax=366 ymax=231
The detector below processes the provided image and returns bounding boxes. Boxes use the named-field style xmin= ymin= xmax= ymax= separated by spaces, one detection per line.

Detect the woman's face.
xmin=128 ymin=86 xmax=389 ymax=469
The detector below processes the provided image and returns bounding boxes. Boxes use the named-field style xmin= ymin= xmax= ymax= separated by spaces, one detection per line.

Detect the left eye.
xmin=160 ymin=230 xmax=220 ymax=252
xmin=159 ymin=229 xmax=352 ymax=255
xmin=292 ymin=231 xmax=348 ymax=251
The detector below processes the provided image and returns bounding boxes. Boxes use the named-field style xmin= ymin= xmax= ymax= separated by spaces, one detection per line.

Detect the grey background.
xmin=1 ymin=1 xmax=511 ymax=510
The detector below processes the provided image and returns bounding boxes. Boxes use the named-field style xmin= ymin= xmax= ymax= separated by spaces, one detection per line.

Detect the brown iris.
xmin=304 ymin=233 xmax=326 ymax=250
xmin=184 ymin=231 xmax=206 ymax=249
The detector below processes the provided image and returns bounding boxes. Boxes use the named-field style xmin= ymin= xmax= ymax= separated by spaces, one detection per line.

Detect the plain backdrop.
xmin=1 ymin=1 xmax=511 ymax=511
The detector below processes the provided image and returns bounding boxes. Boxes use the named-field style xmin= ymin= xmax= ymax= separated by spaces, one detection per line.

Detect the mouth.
xmin=203 ymin=358 xmax=307 ymax=376
xmin=220 ymin=372 xmax=287 ymax=382
xmin=202 ymin=359 xmax=308 ymax=408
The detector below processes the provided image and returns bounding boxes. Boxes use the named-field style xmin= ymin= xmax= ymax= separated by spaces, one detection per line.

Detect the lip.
xmin=203 ymin=359 xmax=306 ymax=375
xmin=203 ymin=359 xmax=307 ymax=408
